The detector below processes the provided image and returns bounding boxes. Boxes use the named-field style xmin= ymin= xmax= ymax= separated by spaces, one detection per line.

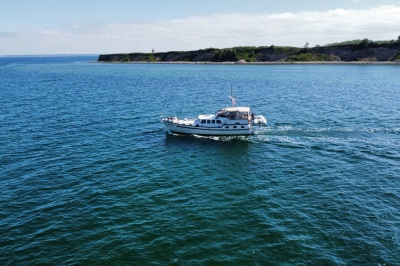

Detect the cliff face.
xmin=98 ymin=42 xmax=400 ymax=63
xmin=312 ymin=45 xmax=400 ymax=61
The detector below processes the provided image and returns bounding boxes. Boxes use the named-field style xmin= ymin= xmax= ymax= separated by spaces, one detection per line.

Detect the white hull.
xmin=163 ymin=121 xmax=254 ymax=136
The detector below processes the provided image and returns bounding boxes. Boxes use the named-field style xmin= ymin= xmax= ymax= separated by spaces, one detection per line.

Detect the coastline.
xmin=98 ymin=42 xmax=400 ymax=64
xmin=97 ymin=60 xmax=400 ymax=65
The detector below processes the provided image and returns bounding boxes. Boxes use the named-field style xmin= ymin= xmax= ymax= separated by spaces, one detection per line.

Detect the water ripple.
xmin=0 ymin=59 xmax=399 ymax=265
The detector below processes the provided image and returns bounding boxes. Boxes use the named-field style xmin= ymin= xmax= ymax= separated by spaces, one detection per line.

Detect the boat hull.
xmin=163 ymin=121 xmax=254 ymax=136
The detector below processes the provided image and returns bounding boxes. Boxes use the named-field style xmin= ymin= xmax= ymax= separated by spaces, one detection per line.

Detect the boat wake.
xmin=254 ymin=124 xmax=400 ymax=136
xmin=252 ymin=124 xmax=400 ymax=147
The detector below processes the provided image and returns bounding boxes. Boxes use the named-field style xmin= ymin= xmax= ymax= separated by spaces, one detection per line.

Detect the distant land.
xmin=0 ymin=54 xmax=98 ymax=57
xmin=98 ymin=38 xmax=400 ymax=64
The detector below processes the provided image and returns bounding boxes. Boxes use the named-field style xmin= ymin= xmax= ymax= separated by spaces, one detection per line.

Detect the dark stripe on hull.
xmin=170 ymin=131 xmax=253 ymax=136
xmin=169 ymin=129 xmax=254 ymax=136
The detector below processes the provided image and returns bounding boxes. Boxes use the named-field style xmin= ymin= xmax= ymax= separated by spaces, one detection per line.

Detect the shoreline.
xmin=97 ymin=60 xmax=400 ymax=65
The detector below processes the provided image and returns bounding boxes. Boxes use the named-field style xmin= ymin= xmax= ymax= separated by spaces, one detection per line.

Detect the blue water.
xmin=1 ymin=56 xmax=399 ymax=265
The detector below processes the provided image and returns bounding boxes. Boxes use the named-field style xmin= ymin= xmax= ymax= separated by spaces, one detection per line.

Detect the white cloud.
xmin=1 ymin=5 xmax=399 ymax=55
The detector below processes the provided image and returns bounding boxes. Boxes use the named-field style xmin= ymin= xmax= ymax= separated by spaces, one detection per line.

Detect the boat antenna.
xmin=231 ymin=84 xmax=233 ymax=107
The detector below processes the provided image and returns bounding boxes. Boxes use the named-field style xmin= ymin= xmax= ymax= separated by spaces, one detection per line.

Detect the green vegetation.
xmin=393 ymin=51 xmax=400 ymax=61
xmin=120 ymin=54 xmax=130 ymax=62
xmin=98 ymin=37 xmax=400 ymax=63
xmin=324 ymin=38 xmax=400 ymax=47
xmin=148 ymin=54 xmax=156 ymax=62
xmin=213 ymin=48 xmax=239 ymax=62
xmin=288 ymin=53 xmax=314 ymax=62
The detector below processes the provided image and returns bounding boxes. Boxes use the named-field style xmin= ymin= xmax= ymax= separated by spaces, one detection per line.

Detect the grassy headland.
xmin=98 ymin=38 xmax=400 ymax=63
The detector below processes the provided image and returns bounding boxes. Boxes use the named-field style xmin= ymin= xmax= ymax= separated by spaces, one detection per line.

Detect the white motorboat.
xmin=162 ymin=86 xmax=266 ymax=136
xmin=162 ymin=106 xmax=256 ymax=136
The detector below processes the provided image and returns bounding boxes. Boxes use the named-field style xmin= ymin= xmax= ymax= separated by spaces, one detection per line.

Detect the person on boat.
xmin=251 ymin=112 xmax=255 ymax=121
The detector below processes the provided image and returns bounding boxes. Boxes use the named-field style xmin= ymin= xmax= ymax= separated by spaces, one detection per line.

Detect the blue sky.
xmin=1 ymin=0 xmax=399 ymax=55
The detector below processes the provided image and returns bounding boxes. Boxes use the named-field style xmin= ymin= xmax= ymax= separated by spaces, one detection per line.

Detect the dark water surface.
xmin=1 ymin=57 xmax=399 ymax=265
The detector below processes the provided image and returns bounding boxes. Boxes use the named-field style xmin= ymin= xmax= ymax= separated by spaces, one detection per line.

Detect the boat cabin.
xmin=192 ymin=107 xmax=251 ymax=128
xmin=216 ymin=107 xmax=250 ymax=123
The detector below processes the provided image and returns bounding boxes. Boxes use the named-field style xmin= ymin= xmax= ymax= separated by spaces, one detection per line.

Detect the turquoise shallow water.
xmin=0 ymin=57 xmax=399 ymax=265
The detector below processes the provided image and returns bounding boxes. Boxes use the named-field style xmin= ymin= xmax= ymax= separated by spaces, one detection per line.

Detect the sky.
xmin=1 ymin=0 xmax=399 ymax=55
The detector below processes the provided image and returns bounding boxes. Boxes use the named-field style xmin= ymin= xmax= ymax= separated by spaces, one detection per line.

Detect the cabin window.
xmin=233 ymin=126 xmax=237 ymax=129
xmin=227 ymin=111 xmax=238 ymax=119
xmin=212 ymin=120 xmax=215 ymax=124
xmin=207 ymin=120 xmax=211 ymax=124
xmin=218 ymin=112 xmax=227 ymax=118
xmin=225 ymin=126 xmax=229 ymax=129
xmin=201 ymin=120 xmax=206 ymax=124
xmin=239 ymin=112 xmax=249 ymax=119
xmin=241 ymin=126 xmax=245 ymax=128
xmin=216 ymin=120 xmax=221 ymax=124
xmin=226 ymin=111 xmax=249 ymax=120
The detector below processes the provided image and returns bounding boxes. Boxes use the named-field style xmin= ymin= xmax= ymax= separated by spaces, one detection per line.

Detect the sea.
xmin=0 ymin=56 xmax=399 ymax=265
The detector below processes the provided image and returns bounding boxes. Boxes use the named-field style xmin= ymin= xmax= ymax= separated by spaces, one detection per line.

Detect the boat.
xmin=162 ymin=88 xmax=266 ymax=136
xmin=162 ymin=106 xmax=254 ymax=136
